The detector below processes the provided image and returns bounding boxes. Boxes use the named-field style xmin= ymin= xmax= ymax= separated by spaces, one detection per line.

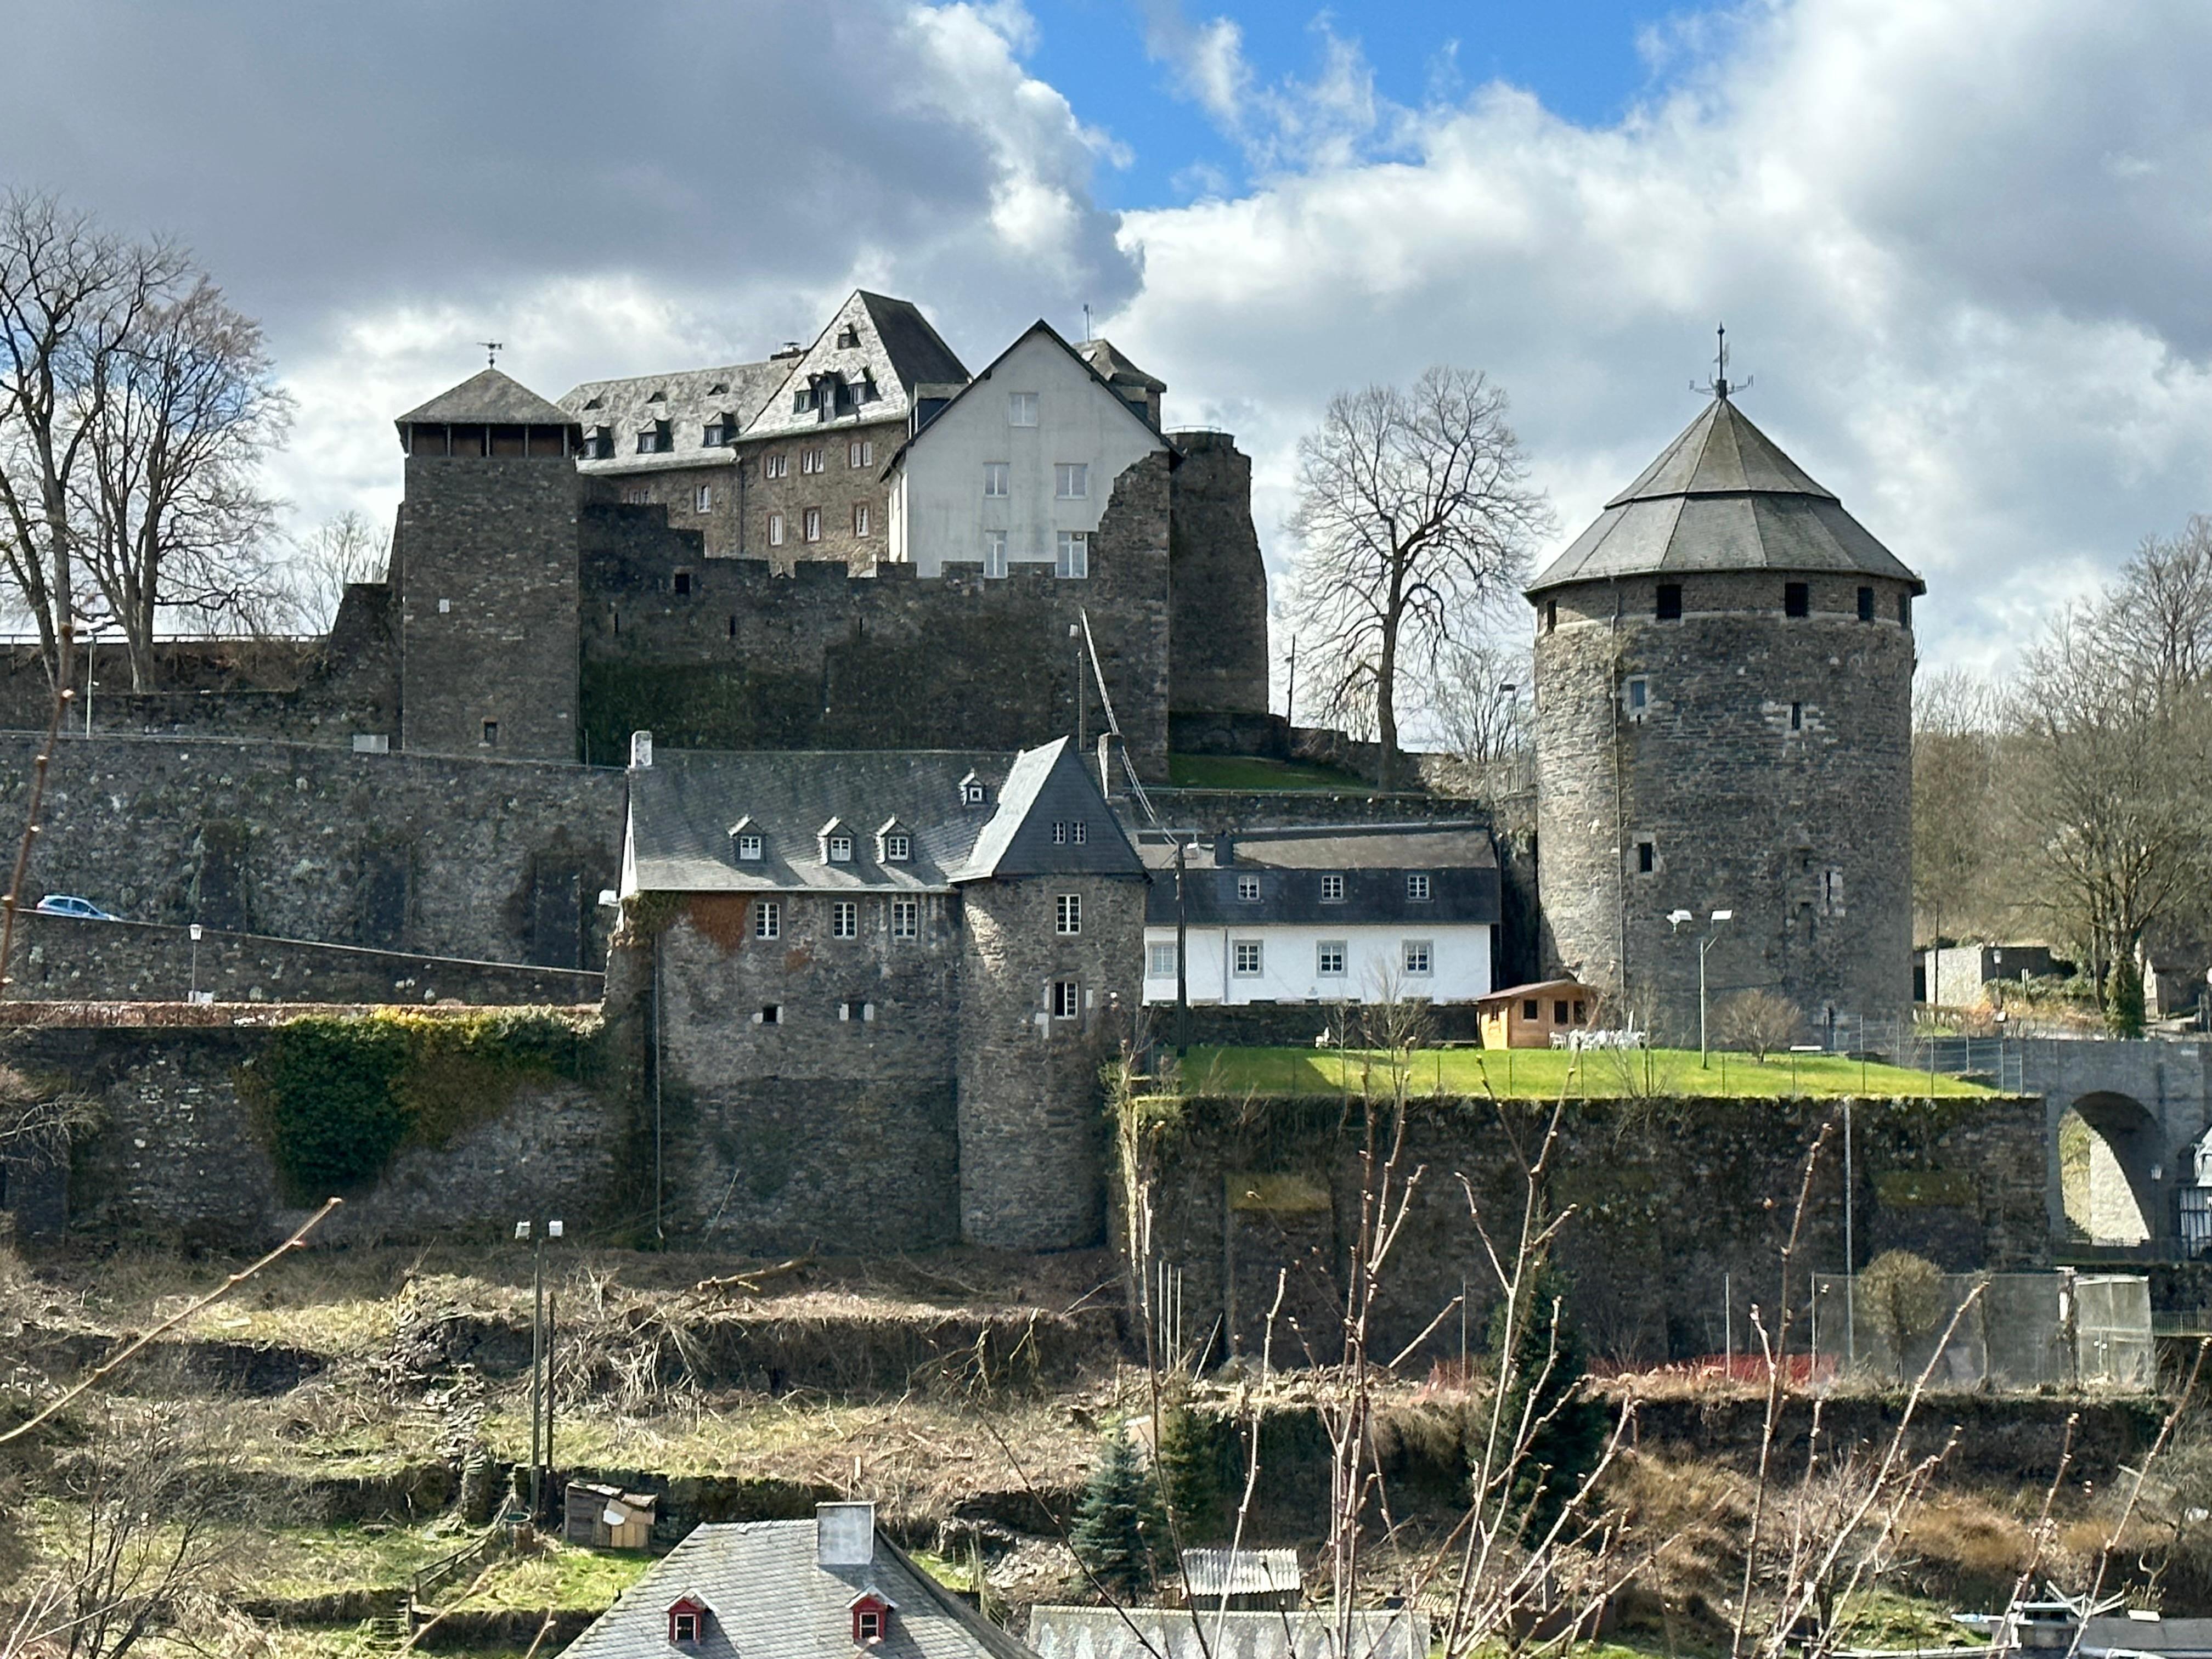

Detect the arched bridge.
xmin=2016 ymin=1038 xmax=2212 ymax=1255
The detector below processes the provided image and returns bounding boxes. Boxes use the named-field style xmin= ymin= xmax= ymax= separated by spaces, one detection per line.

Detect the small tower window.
xmin=1898 ymin=592 xmax=1912 ymax=627
xmin=1624 ymin=676 xmax=1649 ymax=719
xmin=1790 ymin=701 xmax=1803 ymax=731
xmin=673 ymin=571 xmax=692 ymax=595
xmin=1636 ymin=839 xmax=1656 ymax=874
xmin=1545 ymin=599 xmax=1558 ymax=633
xmin=1785 ymin=581 xmax=1810 ymax=617
xmin=481 ymin=720 xmax=498 ymax=746
xmin=1656 ymin=583 xmax=1683 ymax=620
xmin=756 ymin=1004 xmax=781 ymax=1026
xmin=1857 ymin=584 xmax=1874 ymax=622
xmin=1052 ymin=978 xmax=1081 ymax=1017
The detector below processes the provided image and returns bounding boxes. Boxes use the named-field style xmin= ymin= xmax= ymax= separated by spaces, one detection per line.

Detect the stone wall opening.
xmin=2058 ymin=1092 xmax=2163 ymax=1246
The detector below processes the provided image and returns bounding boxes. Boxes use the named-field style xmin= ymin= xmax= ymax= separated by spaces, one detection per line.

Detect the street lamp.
xmin=188 ymin=923 xmax=203 ymax=1002
xmin=1669 ymin=907 xmax=1734 ymax=1066
xmin=516 ymin=1217 xmax=565 ymax=1517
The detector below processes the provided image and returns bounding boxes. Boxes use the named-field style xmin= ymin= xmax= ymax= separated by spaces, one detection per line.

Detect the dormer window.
xmin=849 ymin=1589 xmax=895 ymax=1645
xmin=703 ymin=414 xmax=736 ymax=447
xmin=668 ymin=1597 xmax=709 ymax=1645
xmin=959 ymin=773 xmax=987 ymax=806
xmin=877 ymin=821 xmax=911 ymax=863
xmin=646 ymin=388 xmax=667 ymax=404
xmin=819 ymin=819 xmax=853 ymax=864
xmin=829 ymin=834 xmax=852 ymax=863
xmin=585 ymin=426 xmax=613 ymax=460
xmin=582 ymin=396 xmax=605 ymax=410
xmin=837 ymin=324 xmax=861 ymax=349
xmin=730 ymin=818 xmax=763 ymax=862
xmin=636 ymin=419 xmax=670 ymax=455
xmin=709 ymin=380 xmax=729 ymax=394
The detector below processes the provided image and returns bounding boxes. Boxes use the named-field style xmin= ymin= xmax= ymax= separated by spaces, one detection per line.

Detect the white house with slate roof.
xmin=560 ymin=1502 xmax=1036 ymax=1659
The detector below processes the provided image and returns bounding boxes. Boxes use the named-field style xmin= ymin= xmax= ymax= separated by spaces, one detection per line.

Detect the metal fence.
xmin=1815 ymin=1017 xmax=2029 ymax=1092
xmin=1807 ymin=1271 xmax=2151 ymax=1390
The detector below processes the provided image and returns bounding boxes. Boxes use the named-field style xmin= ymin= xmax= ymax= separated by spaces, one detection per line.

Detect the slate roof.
xmin=395 ymin=369 xmax=578 ymax=428
xmin=1137 ymin=824 xmax=1498 ymax=928
xmin=1076 ymin=337 xmax=1166 ymax=393
xmin=860 ymin=290 xmax=970 ymax=391
xmin=955 ymin=736 xmax=1144 ymax=881
xmin=561 ymin=1519 xmax=1036 ymax=1659
xmin=560 ymin=359 xmax=791 ymax=473
xmin=1025 ymin=1607 xmax=1429 ymax=1659
xmin=1526 ymin=394 xmax=1923 ymax=596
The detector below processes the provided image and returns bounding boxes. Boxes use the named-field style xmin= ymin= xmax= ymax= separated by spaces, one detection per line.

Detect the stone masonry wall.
xmin=1147 ymin=1089 xmax=2048 ymax=1367
xmin=1166 ymin=432 xmax=1269 ymax=718
xmin=640 ymin=892 xmax=965 ymax=1253
xmin=956 ymin=873 xmax=1147 ymax=1249
xmin=0 ymin=733 xmax=623 ymax=969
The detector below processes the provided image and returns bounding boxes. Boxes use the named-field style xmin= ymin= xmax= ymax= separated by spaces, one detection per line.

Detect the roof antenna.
xmin=1692 ymin=323 xmax=1748 ymax=401
xmin=479 ymin=341 xmax=504 ymax=369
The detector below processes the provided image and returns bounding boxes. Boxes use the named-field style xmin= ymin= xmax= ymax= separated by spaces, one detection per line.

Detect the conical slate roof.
xmin=396 ymin=368 xmax=577 ymax=428
xmin=1526 ymin=394 xmax=1923 ymax=596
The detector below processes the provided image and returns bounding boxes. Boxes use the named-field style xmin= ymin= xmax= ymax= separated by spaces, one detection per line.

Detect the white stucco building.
xmin=883 ymin=321 xmax=1169 ymax=577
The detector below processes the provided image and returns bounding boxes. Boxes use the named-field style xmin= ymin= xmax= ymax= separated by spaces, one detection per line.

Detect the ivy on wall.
xmin=243 ymin=1008 xmax=602 ymax=1203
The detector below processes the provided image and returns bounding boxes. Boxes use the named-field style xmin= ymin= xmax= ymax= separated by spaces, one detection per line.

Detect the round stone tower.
xmin=1527 ymin=384 xmax=1924 ymax=1045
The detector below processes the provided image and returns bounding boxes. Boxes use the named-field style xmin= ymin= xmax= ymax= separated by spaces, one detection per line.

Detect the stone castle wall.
xmin=1533 ymin=571 xmax=1916 ymax=1040
xmin=1166 ymin=432 xmax=1269 ymax=718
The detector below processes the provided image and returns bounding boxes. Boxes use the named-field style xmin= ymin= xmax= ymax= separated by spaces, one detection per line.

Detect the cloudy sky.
xmin=6 ymin=0 xmax=2210 ymax=679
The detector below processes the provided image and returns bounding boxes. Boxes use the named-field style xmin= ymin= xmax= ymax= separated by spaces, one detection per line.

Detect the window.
xmin=851 ymin=503 xmax=870 ymax=536
xmin=1656 ymin=583 xmax=1683 ymax=620
xmin=1321 ymin=873 xmax=1345 ymax=902
xmin=1237 ymin=874 xmax=1261 ymax=902
xmin=673 ymin=571 xmax=692 ymax=595
xmin=1148 ymin=940 xmax=1177 ymax=978
xmin=848 ymin=439 xmax=873 ymax=467
xmin=1554 ymin=999 xmax=1570 ymax=1022
xmin=763 ymin=452 xmax=788 ymax=479
xmin=621 ymin=488 xmax=650 ymax=506
xmin=755 ymin=901 xmax=780 ymax=940
xmin=983 ymin=531 xmax=1008 ymax=578
xmin=672 ymin=1611 xmax=700 ymax=1644
xmin=1898 ymin=592 xmax=1912 ymax=627
xmin=1052 ymin=978 xmax=1080 ymax=1018
xmin=837 ymin=323 xmax=860 ymax=348
xmin=1404 ymin=940 xmax=1433 ymax=975
xmin=1785 ymin=580 xmax=1810 ymax=617
xmin=1233 ymin=940 xmax=1263 ymax=976
xmin=1071 ymin=822 xmax=1086 ymax=844
xmin=891 ymin=898 xmax=918 ymax=939
xmin=1008 ymin=392 xmax=1038 ymax=426
xmin=1624 ymin=676 xmax=1649 ymax=718
xmin=703 ymin=417 xmax=732 ymax=447
xmin=1545 ymin=599 xmax=1558 ymax=633
xmin=804 ymin=507 xmax=821 ymax=542
xmin=1522 ymin=998 xmax=1539 ymax=1020
xmin=758 ymin=1004 xmax=781 ymax=1025
xmin=962 ymin=779 xmax=986 ymax=805
xmin=802 ymin=448 xmax=824 ymax=475
xmin=838 ymin=1000 xmax=875 ymax=1023
xmin=827 ymin=833 xmax=853 ymax=863
xmin=768 ymin=513 xmax=785 ymax=546
xmin=1636 ymin=839 xmax=1655 ymax=873
xmin=736 ymin=833 xmax=763 ymax=861
xmin=833 ymin=901 xmax=857 ymax=938
xmin=1052 ymin=822 xmax=1067 ymax=844
xmin=1406 ymin=873 xmax=1431 ymax=901
xmin=481 ymin=720 xmax=498 ymax=746
xmin=884 ymin=833 xmax=910 ymax=861
xmin=1822 ymin=867 xmax=1846 ymax=915
xmin=1858 ymin=584 xmax=1875 ymax=622
xmin=1790 ymin=701 xmax=1803 ymax=731
xmin=1057 ymin=893 xmax=1081 ymax=934
xmin=636 ymin=420 xmax=670 ymax=454
xmin=857 ymin=1609 xmax=882 ymax=1643
xmin=1054 ymin=462 xmax=1088 ymax=499
xmin=983 ymin=462 xmax=1009 ymax=498
xmin=1318 ymin=941 xmax=1346 ymax=977
xmin=1056 ymin=532 xmax=1088 ymax=578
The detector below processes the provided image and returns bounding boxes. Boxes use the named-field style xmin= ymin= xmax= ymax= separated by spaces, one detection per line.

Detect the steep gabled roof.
xmin=1526 ymin=394 xmax=1924 ymax=596
xmin=955 ymin=736 xmax=1146 ymax=882
xmin=857 ymin=291 xmax=969 ymax=391
xmin=1076 ymin=337 xmax=1166 ymax=393
xmin=396 ymin=369 xmax=575 ymax=428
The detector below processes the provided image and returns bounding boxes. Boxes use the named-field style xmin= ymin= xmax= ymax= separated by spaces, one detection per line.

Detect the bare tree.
xmin=1286 ymin=367 xmax=1551 ymax=789
xmin=290 ymin=508 xmax=391 ymax=633
xmin=77 ymin=279 xmax=291 ymax=686
xmin=1911 ymin=668 xmax=2006 ymax=951
xmin=1716 ymin=990 xmax=1803 ymax=1062
xmin=2108 ymin=515 xmax=2212 ymax=696
xmin=1420 ymin=631 xmax=1531 ymax=771
xmin=0 ymin=191 xmax=189 ymax=688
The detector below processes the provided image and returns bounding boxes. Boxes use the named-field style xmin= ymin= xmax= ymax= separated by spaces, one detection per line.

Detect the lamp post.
xmin=516 ymin=1217 xmax=564 ymax=1517
xmin=1669 ymin=907 xmax=1734 ymax=1066
xmin=188 ymin=923 xmax=203 ymax=1002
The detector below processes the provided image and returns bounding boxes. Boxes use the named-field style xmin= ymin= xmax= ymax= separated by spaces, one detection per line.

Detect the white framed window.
xmin=983 ymin=462 xmax=1009 ymax=498
xmin=757 ymin=1003 xmax=781 ymax=1025
xmin=848 ymin=438 xmax=873 ymax=467
xmin=1233 ymin=940 xmax=1263 ymax=977
xmin=801 ymin=447 xmax=824 ymax=475
xmin=1071 ymin=822 xmax=1086 ymax=844
xmin=1056 ymin=893 xmax=1081 ymax=934
xmin=763 ymin=452 xmax=787 ymax=479
xmin=883 ymin=833 xmax=910 ymax=861
xmin=1054 ymin=462 xmax=1088 ymax=499
xmin=1056 ymin=532 xmax=1088 ymax=578
xmin=1148 ymin=940 xmax=1177 ymax=978
xmin=621 ymin=488 xmax=650 ymax=506
xmin=851 ymin=502 xmax=870 ymax=536
xmin=694 ymin=485 xmax=713 ymax=512
xmin=804 ymin=507 xmax=821 ymax=542
xmin=1052 ymin=822 xmax=1067 ymax=845
xmin=736 ymin=833 xmax=763 ymax=861
xmin=983 ymin=531 xmax=1008 ymax=578
xmin=1008 ymin=392 xmax=1038 ymax=426
xmin=673 ymin=1612 xmax=699 ymax=1644
xmin=768 ymin=513 xmax=785 ymax=547
xmin=891 ymin=898 xmax=918 ymax=939
xmin=962 ymin=780 xmax=986 ymax=805
xmin=827 ymin=833 xmax=853 ymax=864
xmin=1237 ymin=874 xmax=1261 ymax=902
xmin=1624 ymin=676 xmax=1650 ymax=719
xmin=1403 ymin=939 xmax=1432 ymax=975
xmin=1320 ymin=873 xmax=1344 ymax=902
xmin=1051 ymin=977 xmax=1080 ymax=1018
xmin=1318 ymin=941 xmax=1347 ymax=977
xmin=833 ymin=901 xmax=857 ymax=939
xmin=755 ymin=900 xmax=780 ymax=940
xmin=1406 ymin=873 xmax=1431 ymax=901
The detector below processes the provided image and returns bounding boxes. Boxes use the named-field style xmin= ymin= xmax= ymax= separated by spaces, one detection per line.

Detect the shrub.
xmin=1157 ymin=1402 xmax=1235 ymax=1543
xmin=1715 ymin=990 xmax=1803 ymax=1060
xmin=1859 ymin=1249 xmax=1945 ymax=1381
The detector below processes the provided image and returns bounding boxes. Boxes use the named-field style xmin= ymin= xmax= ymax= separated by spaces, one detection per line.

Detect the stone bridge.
xmin=2017 ymin=1037 xmax=2212 ymax=1253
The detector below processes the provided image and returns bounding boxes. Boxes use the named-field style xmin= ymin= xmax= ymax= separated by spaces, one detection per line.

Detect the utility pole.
xmin=515 ymin=1217 xmax=563 ymax=1516
xmin=1174 ymin=836 xmax=1190 ymax=1052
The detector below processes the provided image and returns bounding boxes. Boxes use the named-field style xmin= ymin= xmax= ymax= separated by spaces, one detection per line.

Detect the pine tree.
xmin=1157 ymin=1403 xmax=1230 ymax=1543
xmin=1070 ymin=1429 xmax=1167 ymax=1599
xmin=1486 ymin=1265 xmax=1606 ymax=1531
xmin=2106 ymin=955 xmax=2147 ymax=1038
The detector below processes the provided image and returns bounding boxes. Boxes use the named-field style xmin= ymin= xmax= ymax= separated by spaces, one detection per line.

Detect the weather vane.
xmin=480 ymin=341 xmax=504 ymax=369
xmin=1693 ymin=323 xmax=1750 ymax=400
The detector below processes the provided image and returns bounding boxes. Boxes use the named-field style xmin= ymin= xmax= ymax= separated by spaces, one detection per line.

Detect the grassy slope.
xmin=1182 ymin=1044 xmax=1998 ymax=1099
xmin=1166 ymin=754 xmax=1372 ymax=791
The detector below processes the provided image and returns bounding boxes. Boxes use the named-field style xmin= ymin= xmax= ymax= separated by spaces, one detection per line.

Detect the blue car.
xmin=35 ymin=894 xmax=118 ymax=921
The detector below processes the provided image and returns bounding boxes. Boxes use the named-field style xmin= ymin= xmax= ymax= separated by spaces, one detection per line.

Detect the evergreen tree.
xmin=2106 ymin=955 xmax=2147 ymax=1038
xmin=1157 ymin=1403 xmax=1231 ymax=1543
xmin=1485 ymin=1266 xmax=1607 ymax=1532
xmin=1070 ymin=1429 xmax=1167 ymax=1599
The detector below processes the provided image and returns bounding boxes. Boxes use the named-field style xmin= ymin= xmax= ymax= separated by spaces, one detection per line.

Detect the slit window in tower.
xmin=481 ymin=720 xmax=498 ymax=746
xmin=1545 ymin=599 xmax=1557 ymax=633
xmin=1858 ymin=585 xmax=1875 ymax=622
xmin=1785 ymin=581 xmax=1810 ymax=617
xmin=1899 ymin=592 xmax=1912 ymax=627
xmin=1637 ymin=839 xmax=1655 ymax=873
xmin=673 ymin=571 xmax=692 ymax=595
xmin=1791 ymin=702 xmax=1803 ymax=731
xmin=1656 ymin=583 xmax=1683 ymax=620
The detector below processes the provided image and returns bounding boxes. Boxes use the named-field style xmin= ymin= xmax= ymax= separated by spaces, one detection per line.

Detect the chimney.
xmin=816 ymin=1501 xmax=874 ymax=1567
xmin=630 ymin=730 xmax=653 ymax=769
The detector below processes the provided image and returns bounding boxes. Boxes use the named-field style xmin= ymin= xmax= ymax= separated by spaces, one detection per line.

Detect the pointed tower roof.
xmin=1526 ymin=394 xmax=1923 ymax=596
xmin=397 ymin=369 xmax=575 ymax=428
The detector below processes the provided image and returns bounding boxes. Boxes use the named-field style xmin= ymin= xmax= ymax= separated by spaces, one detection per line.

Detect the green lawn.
xmin=1166 ymin=754 xmax=1373 ymax=791
xmin=1180 ymin=1044 xmax=1996 ymax=1100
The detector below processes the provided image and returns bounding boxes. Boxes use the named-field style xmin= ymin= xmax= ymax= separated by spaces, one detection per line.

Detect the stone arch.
xmin=2057 ymin=1091 xmax=2166 ymax=1246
